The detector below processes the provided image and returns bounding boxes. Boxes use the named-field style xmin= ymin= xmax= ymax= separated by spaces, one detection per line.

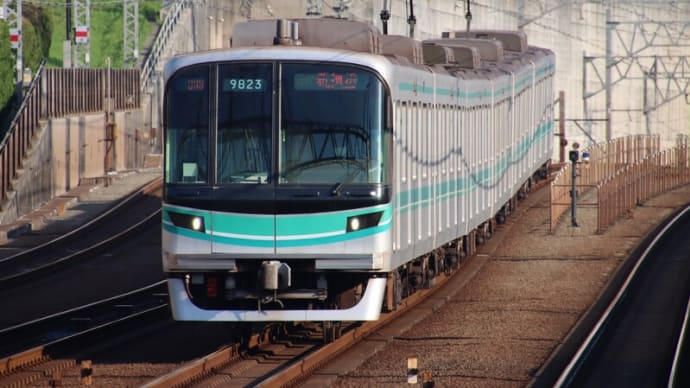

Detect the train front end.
xmin=161 ymin=49 xmax=393 ymax=322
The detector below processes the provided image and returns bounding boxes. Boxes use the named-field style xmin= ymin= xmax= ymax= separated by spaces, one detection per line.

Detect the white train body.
xmin=162 ymin=18 xmax=554 ymax=322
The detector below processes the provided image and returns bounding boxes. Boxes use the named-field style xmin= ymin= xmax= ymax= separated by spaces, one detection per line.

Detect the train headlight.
xmin=168 ymin=211 xmax=206 ymax=233
xmin=191 ymin=217 xmax=203 ymax=231
xmin=346 ymin=211 xmax=384 ymax=233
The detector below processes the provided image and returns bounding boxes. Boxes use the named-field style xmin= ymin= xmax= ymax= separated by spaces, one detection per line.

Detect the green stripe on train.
xmin=275 ymin=223 xmax=390 ymax=248
xmin=398 ymin=63 xmax=553 ymax=98
xmin=276 ymin=204 xmax=391 ymax=236
xmin=395 ymin=119 xmax=552 ymax=212
xmin=164 ymin=204 xmax=393 ymax=248
xmin=212 ymin=213 xmax=274 ymax=236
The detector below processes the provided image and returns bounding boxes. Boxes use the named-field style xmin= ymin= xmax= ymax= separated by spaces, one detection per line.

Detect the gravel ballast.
xmin=331 ymin=184 xmax=690 ymax=387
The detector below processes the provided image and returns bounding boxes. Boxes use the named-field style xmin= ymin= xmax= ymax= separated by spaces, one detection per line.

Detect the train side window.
xmin=400 ymin=101 xmax=407 ymax=182
xmin=411 ymin=102 xmax=418 ymax=180
xmin=418 ymin=104 xmax=424 ymax=178
xmin=455 ymin=105 xmax=461 ymax=225
xmin=409 ymin=102 xmax=414 ymax=181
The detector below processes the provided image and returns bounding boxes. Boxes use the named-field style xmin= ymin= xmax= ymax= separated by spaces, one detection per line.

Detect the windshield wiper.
xmin=332 ymin=182 xmax=345 ymax=197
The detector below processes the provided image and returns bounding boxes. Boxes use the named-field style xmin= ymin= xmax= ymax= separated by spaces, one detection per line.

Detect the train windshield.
xmin=280 ymin=64 xmax=387 ymax=184
xmin=217 ymin=63 xmax=273 ymax=184
xmin=165 ymin=65 xmax=210 ymax=184
xmin=164 ymin=62 xmax=388 ymax=186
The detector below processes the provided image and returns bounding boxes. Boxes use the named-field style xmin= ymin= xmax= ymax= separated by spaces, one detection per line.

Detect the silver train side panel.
xmin=388 ymin=52 xmax=555 ymax=269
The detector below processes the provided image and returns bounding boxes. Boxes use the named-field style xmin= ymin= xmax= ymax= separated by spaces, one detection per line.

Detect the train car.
xmin=161 ymin=18 xmax=555 ymax=327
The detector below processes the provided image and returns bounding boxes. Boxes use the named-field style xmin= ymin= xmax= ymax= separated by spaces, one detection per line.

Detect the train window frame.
xmin=399 ymin=101 xmax=407 ymax=184
xmin=278 ymin=62 xmax=390 ymax=186
xmin=216 ymin=62 xmax=274 ymax=185
xmin=455 ymin=104 xmax=461 ymax=225
xmin=411 ymin=102 xmax=418 ymax=181
xmin=164 ymin=64 xmax=212 ymax=185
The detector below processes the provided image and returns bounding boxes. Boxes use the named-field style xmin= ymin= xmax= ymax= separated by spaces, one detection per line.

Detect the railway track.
xmin=4 ymin=170 xmax=683 ymax=387
xmin=0 ymin=281 xmax=168 ymax=358
xmin=669 ymin=295 xmax=690 ymax=387
xmin=143 ymin=176 xmax=556 ymax=387
xmin=0 ymin=174 xmax=552 ymax=387
xmin=540 ymin=204 xmax=690 ymax=387
xmin=0 ymin=282 xmax=168 ymax=387
xmin=0 ymin=177 xmax=163 ymax=287
xmin=144 ymin=273 xmax=454 ymax=387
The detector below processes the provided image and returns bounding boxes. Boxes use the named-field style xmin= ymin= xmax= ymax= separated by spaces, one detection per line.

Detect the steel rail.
xmin=0 ymin=177 xmax=162 ymax=285
xmin=142 ymin=326 xmax=275 ymax=388
xmin=0 ymin=281 xmax=167 ymax=379
xmin=667 ymin=295 xmax=690 ymax=388
xmin=0 ymin=209 xmax=161 ymax=284
xmin=138 ymin=174 xmax=555 ymax=387
xmin=0 ymin=176 xmax=162 ymax=266
xmin=0 ymin=281 xmax=167 ymax=357
xmin=146 ymin=271 xmax=454 ymax=387
xmin=554 ymin=204 xmax=690 ymax=387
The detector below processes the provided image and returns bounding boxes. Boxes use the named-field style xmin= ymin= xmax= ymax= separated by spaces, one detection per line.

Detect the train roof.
xmin=165 ymin=18 xmax=554 ymax=82
xmin=230 ymin=18 xmax=553 ymax=77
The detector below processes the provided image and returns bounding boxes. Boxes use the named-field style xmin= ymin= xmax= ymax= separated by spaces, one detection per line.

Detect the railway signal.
xmin=569 ymin=143 xmax=580 ymax=227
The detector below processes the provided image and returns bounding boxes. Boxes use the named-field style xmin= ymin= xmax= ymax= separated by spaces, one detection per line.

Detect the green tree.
xmin=22 ymin=21 xmax=43 ymax=72
xmin=0 ymin=21 xmax=16 ymax=112
xmin=23 ymin=5 xmax=52 ymax=59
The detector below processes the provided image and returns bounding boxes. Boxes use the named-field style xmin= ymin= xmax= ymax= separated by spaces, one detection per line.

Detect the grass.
xmin=46 ymin=0 xmax=161 ymax=68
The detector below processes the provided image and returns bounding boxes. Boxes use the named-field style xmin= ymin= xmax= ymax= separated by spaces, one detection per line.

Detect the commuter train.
xmin=161 ymin=18 xmax=555 ymax=327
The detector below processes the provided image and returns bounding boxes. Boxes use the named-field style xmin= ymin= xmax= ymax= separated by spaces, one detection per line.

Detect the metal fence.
xmin=140 ymin=0 xmax=191 ymax=91
xmin=43 ymin=68 xmax=140 ymax=116
xmin=550 ymin=135 xmax=690 ymax=233
xmin=0 ymin=67 xmax=45 ymax=207
xmin=597 ymin=137 xmax=690 ymax=232
xmin=0 ymin=65 xmax=141 ymax=206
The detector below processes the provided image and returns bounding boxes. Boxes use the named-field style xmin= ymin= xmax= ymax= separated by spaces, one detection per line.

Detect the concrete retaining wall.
xmin=0 ymin=108 xmax=157 ymax=225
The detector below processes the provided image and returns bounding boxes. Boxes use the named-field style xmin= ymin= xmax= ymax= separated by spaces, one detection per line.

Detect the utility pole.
xmin=64 ymin=0 xmax=72 ymax=67
xmin=72 ymin=0 xmax=91 ymax=68
xmin=123 ymin=0 xmax=139 ymax=67
xmin=306 ymin=0 xmax=322 ymax=17
xmin=407 ymin=0 xmax=416 ymax=38
xmin=583 ymin=11 xmax=690 ymax=145
xmin=3 ymin=0 xmax=22 ymax=90
xmin=332 ymin=0 xmax=350 ymax=19
xmin=464 ymin=0 xmax=472 ymax=32
xmin=569 ymin=143 xmax=580 ymax=227
xmin=380 ymin=0 xmax=390 ymax=35
xmin=605 ymin=6 xmax=613 ymax=141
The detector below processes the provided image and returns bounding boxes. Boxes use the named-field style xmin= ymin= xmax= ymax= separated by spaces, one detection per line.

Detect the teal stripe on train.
xmin=213 ymin=212 xmax=274 ymax=237
xmin=162 ymin=204 xmax=393 ymax=248
xmin=395 ymin=119 xmax=552 ymax=213
xmin=273 ymin=203 xmax=392 ymax=248
xmin=398 ymin=63 xmax=554 ymax=98
xmin=276 ymin=204 xmax=392 ymax=237
xmin=275 ymin=222 xmax=390 ymax=248
xmin=162 ymin=222 xmax=212 ymax=242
